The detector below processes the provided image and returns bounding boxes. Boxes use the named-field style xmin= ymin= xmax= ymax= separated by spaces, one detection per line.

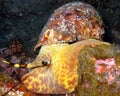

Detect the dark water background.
xmin=0 ymin=0 xmax=120 ymax=54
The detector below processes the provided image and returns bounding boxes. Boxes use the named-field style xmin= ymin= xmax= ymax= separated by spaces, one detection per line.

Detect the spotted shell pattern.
xmin=35 ymin=2 xmax=104 ymax=49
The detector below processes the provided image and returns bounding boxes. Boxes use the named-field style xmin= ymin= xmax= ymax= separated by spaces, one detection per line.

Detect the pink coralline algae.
xmin=95 ymin=58 xmax=116 ymax=74
xmin=95 ymin=58 xmax=120 ymax=87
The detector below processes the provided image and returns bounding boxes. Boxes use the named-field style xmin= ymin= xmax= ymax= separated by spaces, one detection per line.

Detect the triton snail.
xmin=2 ymin=2 xmax=120 ymax=95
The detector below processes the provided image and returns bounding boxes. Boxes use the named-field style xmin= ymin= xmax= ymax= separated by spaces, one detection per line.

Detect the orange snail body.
xmin=21 ymin=39 xmax=116 ymax=94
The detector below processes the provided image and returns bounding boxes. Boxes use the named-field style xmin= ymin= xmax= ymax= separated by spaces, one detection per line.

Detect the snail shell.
xmin=35 ymin=2 xmax=104 ymax=50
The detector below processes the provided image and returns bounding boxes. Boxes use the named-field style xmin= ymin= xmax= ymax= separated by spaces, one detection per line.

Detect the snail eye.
xmin=41 ymin=55 xmax=51 ymax=66
xmin=42 ymin=60 xmax=50 ymax=66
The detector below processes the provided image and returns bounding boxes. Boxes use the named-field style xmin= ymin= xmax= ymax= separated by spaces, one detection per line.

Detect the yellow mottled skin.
xmin=21 ymin=39 xmax=111 ymax=94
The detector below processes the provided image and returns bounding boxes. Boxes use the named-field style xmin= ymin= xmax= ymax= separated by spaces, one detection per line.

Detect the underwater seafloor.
xmin=0 ymin=0 xmax=120 ymax=96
